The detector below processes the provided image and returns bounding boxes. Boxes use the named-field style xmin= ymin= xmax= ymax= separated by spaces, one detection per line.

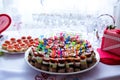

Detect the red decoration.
xmin=0 ymin=14 xmax=11 ymax=33
xmin=116 ymin=30 xmax=120 ymax=34
xmin=101 ymin=28 xmax=120 ymax=56
xmin=97 ymin=48 xmax=120 ymax=65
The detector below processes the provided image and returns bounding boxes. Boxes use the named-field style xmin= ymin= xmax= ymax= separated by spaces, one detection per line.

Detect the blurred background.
xmin=0 ymin=0 xmax=119 ymax=31
xmin=0 ymin=0 xmax=120 ymax=48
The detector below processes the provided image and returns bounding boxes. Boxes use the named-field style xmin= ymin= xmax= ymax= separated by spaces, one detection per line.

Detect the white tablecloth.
xmin=0 ymin=29 xmax=120 ymax=80
xmin=1 ymin=53 xmax=120 ymax=80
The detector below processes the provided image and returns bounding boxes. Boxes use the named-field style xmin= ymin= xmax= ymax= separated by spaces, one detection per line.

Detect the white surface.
xmin=0 ymin=30 xmax=120 ymax=80
xmin=0 ymin=53 xmax=120 ymax=80
xmin=0 ymin=49 xmax=25 ymax=54
xmin=1 ymin=0 xmax=117 ymax=31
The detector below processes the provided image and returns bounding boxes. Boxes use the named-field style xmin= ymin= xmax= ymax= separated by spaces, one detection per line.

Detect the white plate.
xmin=0 ymin=48 xmax=25 ymax=54
xmin=24 ymin=48 xmax=100 ymax=75
xmin=0 ymin=43 xmax=25 ymax=54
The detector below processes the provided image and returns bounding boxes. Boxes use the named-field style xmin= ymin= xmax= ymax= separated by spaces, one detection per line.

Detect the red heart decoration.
xmin=0 ymin=14 xmax=11 ymax=33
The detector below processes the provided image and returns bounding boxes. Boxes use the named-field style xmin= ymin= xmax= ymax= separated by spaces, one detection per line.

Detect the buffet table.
xmin=0 ymin=29 xmax=120 ymax=80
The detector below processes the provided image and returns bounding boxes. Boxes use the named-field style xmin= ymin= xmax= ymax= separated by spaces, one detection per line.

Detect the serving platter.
xmin=0 ymin=36 xmax=39 ymax=54
xmin=0 ymin=48 xmax=25 ymax=54
xmin=24 ymin=47 xmax=100 ymax=75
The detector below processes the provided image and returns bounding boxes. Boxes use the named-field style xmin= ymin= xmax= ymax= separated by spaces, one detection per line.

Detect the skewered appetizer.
xmin=28 ymin=33 xmax=97 ymax=73
xmin=1 ymin=36 xmax=39 ymax=53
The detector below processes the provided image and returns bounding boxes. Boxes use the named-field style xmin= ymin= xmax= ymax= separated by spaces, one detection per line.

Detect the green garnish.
xmin=0 ymin=51 xmax=4 ymax=56
xmin=107 ymin=25 xmax=116 ymax=29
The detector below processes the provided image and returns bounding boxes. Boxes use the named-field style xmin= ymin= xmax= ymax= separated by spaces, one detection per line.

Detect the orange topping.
xmin=20 ymin=43 xmax=27 ymax=49
xmin=23 ymin=39 xmax=28 ymax=43
xmin=27 ymin=43 xmax=32 ymax=47
xmin=17 ymin=39 xmax=22 ymax=42
xmin=13 ymin=43 xmax=19 ymax=47
xmin=2 ymin=43 xmax=8 ymax=47
xmin=80 ymin=55 xmax=86 ymax=60
xmin=21 ymin=36 xmax=26 ymax=40
xmin=7 ymin=45 xmax=14 ymax=52
xmin=7 ymin=45 xmax=13 ymax=49
xmin=11 ymin=41 xmax=16 ymax=44
xmin=29 ymin=39 xmax=34 ymax=42
xmin=27 ymin=36 xmax=32 ymax=40
xmin=30 ymin=41 xmax=34 ymax=44
xmin=20 ymin=43 xmax=26 ymax=46
xmin=10 ymin=38 xmax=16 ymax=42
xmin=2 ymin=43 xmax=8 ymax=49
xmin=5 ymin=40 xmax=11 ymax=45
xmin=46 ymin=45 xmax=50 ymax=49
xmin=34 ymin=38 xmax=39 ymax=41
xmin=15 ymin=46 xmax=21 ymax=52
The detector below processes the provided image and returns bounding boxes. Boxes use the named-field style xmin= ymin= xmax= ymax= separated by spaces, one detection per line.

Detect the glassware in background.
xmin=31 ymin=13 xmax=116 ymax=49
xmin=32 ymin=14 xmax=39 ymax=26
xmin=93 ymin=14 xmax=115 ymax=48
xmin=114 ymin=0 xmax=120 ymax=28
xmin=31 ymin=13 xmax=95 ymax=40
xmin=85 ymin=15 xmax=96 ymax=44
